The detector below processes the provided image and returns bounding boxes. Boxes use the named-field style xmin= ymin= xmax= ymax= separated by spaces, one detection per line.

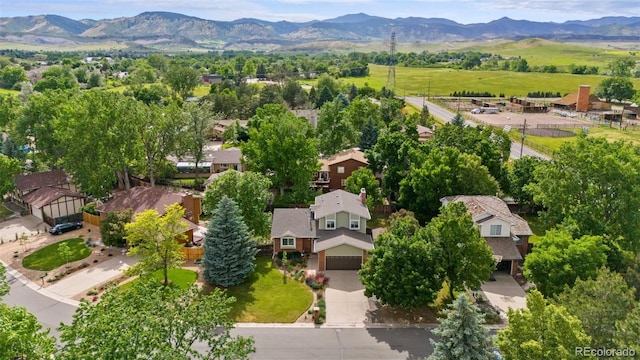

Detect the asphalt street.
xmin=4 ymin=269 xmax=436 ymax=359
xmin=403 ymin=96 xmax=549 ymax=160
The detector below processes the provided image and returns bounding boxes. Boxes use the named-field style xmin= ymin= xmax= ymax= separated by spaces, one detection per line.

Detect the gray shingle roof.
xmin=212 ymin=147 xmax=242 ymax=164
xmin=485 ymin=237 xmax=523 ymax=261
xmin=314 ymin=228 xmax=374 ymax=252
xmin=441 ymin=195 xmax=533 ymax=236
xmin=270 ymin=208 xmax=317 ymax=239
xmin=311 ymin=190 xmax=371 ymax=220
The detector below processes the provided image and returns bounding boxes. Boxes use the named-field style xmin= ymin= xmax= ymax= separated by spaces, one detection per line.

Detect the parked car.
xmin=49 ymin=222 xmax=83 ymax=235
xmin=471 ymin=108 xmax=482 ymax=114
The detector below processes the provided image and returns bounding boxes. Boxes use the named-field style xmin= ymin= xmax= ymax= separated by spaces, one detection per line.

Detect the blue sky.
xmin=2 ymin=0 xmax=638 ymax=24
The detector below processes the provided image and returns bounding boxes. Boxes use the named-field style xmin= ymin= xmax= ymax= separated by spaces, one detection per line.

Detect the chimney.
xmin=576 ymin=85 xmax=590 ymax=112
xmin=360 ymin=188 xmax=366 ymax=205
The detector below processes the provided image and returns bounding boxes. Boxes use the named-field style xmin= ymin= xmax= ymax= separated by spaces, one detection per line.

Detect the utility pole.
xmin=386 ymin=32 xmax=396 ymax=92
xmin=520 ymin=118 xmax=527 ymax=158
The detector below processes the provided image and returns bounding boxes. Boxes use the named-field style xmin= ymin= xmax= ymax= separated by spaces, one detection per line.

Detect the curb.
xmin=1 ymin=260 xmax=80 ymax=307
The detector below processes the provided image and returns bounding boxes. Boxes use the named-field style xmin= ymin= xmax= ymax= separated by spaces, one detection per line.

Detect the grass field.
xmin=226 ymin=257 xmax=313 ymax=323
xmin=22 ymin=238 xmax=92 ymax=271
xmin=344 ymin=64 xmax=640 ymax=98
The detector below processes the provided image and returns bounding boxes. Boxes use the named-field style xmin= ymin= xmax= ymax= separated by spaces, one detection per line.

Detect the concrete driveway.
xmin=480 ymin=272 xmax=527 ymax=319
xmin=0 ymin=215 xmax=46 ymax=242
xmin=324 ymin=270 xmax=369 ymax=326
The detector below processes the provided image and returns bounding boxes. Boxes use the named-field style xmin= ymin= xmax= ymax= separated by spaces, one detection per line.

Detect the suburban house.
xmin=314 ymin=148 xmax=368 ymax=192
xmin=96 ymin=186 xmax=201 ymax=243
xmin=12 ymin=170 xmax=85 ymax=226
xmin=210 ymin=120 xmax=248 ymax=141
xmin=416 ymin=124 xmax=434 ymax=142
xmin=211 ymin=147 xmax=243 ymax=173
xmin=271 ymin=189 xmax=374 ymax=271
xmin=440 ymin=195 xmax=533 ymax=276
xmin=552 ymin=85 xmax=611 ymax=112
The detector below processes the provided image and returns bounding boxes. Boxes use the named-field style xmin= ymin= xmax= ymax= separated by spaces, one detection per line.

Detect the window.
xmin=341 ymin=179 xmax=346 ymax=187
xmin=489 ymin=224 xmax=502 ymax=236
xmin=281 ymin=237 xmax=295 ymax=249
xmin=325 ymin=213 xmax=336 ymax=229
xmin=349 ymin=214 xmax=360 ymax=230
xmin=337 ymin=166 xmax=345 ymax=174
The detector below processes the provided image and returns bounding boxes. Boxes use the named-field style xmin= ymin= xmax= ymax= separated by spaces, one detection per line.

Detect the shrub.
xmin=305 ymin=273 xmax=330 ymax=290
xmin=87 ymin=288 xmax=99 ymax=296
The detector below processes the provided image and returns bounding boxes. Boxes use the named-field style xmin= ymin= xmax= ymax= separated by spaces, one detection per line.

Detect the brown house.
xmin=552 ymin=85 xmax=611 ymax=112
xmin=271 ymin=189 xmax=374 ymax=271
xmin=12 ymin=170 xmax=85 ymax=225
xmin=440 ymin=195 xmax=533 ymax=276
xmin=314 ymin=148 xmax=368 ymax=191
xmin=96 ymin=186 xmax=201 ymax=243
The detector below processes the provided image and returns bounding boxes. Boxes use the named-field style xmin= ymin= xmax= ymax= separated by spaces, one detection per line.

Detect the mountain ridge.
xmin=1 ymin=12 xmax=638 ymax=50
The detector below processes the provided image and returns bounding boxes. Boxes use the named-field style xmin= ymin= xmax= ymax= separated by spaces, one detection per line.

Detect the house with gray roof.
xmin=440 ymin=195 xmax=533 ymax=276
xmin=271 ymin=189 xmax=374 ymax=270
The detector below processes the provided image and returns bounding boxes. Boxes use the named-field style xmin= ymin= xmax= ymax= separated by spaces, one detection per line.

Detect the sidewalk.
xmin=480 ymin=272 xmax=527 ymax=319
xmin=46 ymin=255 xmax=137 ymax=298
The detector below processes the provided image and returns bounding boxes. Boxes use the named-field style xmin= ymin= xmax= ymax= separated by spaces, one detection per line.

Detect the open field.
xmin=345 ymin=64 xmax=640 ymax=98
xmin=463 ymin=38 xmax=637 ymax=67
xmin=0 ymin=41 xmax=129 ymax=51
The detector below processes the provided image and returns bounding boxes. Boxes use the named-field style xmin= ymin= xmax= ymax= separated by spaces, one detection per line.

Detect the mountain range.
xmin=1 ymin=12 xmax=638 ymax=50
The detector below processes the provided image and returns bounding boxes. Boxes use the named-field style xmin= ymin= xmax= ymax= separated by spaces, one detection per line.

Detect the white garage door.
xmin=31 ymin=206 xmax=43 ymax=220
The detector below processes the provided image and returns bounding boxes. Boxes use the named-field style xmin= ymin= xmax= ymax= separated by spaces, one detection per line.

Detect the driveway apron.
xmin=323 ymin=270 xmax=369 ymax=326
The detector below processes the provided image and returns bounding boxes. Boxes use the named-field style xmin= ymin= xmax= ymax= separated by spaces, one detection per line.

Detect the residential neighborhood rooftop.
xmin=21 ymin=187 xmax=84 ymax=208
xmin=314 ymin=228 xmax=375 ymax=252
xmin=311 ymin=190 xmax=371 ymax=220
xmin=441 ymin=195 xmax=533 ymax=236
xmin=270 ymin=208 xmax=317 ymax=239
xmin=14 ymin=169 xmax=71 ymax=192
xmin=96 ymin=186 xmax=186 ymax=215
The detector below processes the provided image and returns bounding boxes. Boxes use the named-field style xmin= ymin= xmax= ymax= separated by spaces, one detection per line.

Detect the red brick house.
xmin=271 ymin=189 xmax=373 ymax=271
xmin=440 ymin=195 xmax=533 ymax=276
xmin=314 ymin=148 xmax=368 ymax=192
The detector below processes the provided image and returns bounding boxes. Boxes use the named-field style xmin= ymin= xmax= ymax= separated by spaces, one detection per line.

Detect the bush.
xmin=305 ymin=273 xmax=330 ymax=290
xmin=87 ymin=288 xmax=99 ymax=296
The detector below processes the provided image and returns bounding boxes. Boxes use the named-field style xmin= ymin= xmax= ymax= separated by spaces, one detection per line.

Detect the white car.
xmin=471 ymin=108 xmax=482 ymax=114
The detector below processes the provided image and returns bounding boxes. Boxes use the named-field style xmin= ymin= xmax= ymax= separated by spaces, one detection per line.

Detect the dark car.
xmin=49 ymin=222 xmax=83 ymax=235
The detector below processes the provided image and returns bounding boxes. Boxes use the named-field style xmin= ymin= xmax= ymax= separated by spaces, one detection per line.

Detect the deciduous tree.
xmin=125 ymin=203 xmax=187 ymax=286
xmin=555 ymin=267 xmax=636 ymax=349
xmin=523 ymin=229 xmax=608 ymax=297
xmin=508 ymin=156 xmax=543 ymax=207
xmin=344 ymin=167 xmax=382 ymax=212
xmin=497 ymin=290 xmax=590 ymax=360
xmin=428 ymin=294 xmax=496 ymax=360
xmin=100 ymin=209 xmax=133 ymax=247
xmin=203 ymin=196 xmax=258 ymax=287
xmin=58 ymin=280 xmax=255 ymax=359
xmin=399 ymin=147 xmax=499 ymax=223
xmin=243 ymin=104 xmax=319 ymax=197
xmin=0 ymin=154 xmax=21 ymax=198
xmin=202 ymin=170 xmax=272 ymax=239
xmin=164 ymin=65 xmax=201 ymax=100
xmin=596 ymin=76 xmax=635 ymax=102
xmin=529 ymin=135 xmax=640 ymax=253
xmin=426 ymin=202 xmax=495 ymax=301
xmin=359 ymin=229 xmax=442 ymax=308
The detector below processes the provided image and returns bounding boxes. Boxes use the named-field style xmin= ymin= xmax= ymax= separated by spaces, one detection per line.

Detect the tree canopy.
xmin=426 ymin=202 xmax=495 ymax=301
xmin=529 ymin=135 xmax=640 ymax=253
xmin=125 ymin=203 xmax=187 ymax=286
xmin=203 ymin=170 xmax=272 ymax=238
xmin=344 ymin=167 xmax=382 ymax=212
xmin=523 ymin=229 xmax=609 ymax=298
xmin=58 ymin=280 xmax=255 ymax=359
xmin=497 ymin=290 xmax=590 ymax=360
xmin=0 ymin=154 xmax=21 ymax=198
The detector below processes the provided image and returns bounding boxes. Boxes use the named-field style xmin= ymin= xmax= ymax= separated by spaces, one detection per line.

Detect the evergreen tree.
xmin=451 ymin=113 xmax=465 ymax=126
xmin=429 ymin=294 xmax=496 ymax=360
xmin=203 ymin=195 xmax=259 ymax=287
xmin=358 ymin=117 xmax=379 ymax=151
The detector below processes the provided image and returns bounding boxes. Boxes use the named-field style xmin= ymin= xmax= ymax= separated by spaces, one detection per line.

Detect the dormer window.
xmin=325 ymin=213 xmax=336 ymax=230
xmin=490 ymin=224 xmax=502 ymax=236
xmin=349 ymin=213 xmax=360 ymax=230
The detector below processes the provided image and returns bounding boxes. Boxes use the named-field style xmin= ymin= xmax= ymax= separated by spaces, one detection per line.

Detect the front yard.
xmin=22 ymin=238 xmax=92 ymax=271
xmin=225 ymin=257 xmax=314 ymax=323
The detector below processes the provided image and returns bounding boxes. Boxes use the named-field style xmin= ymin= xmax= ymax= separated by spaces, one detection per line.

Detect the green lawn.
xmin=226 ymin=257 xmax=313 ymax=323
xmin=120 ymin=268 xmax=198 ymax=291
xmin=22 ymin=238 xmax=92 ymax=271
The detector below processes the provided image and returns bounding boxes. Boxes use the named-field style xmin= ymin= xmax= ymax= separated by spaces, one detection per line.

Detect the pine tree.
xmin=203 ymin=195 xmax=259 ymax=287
xmin=451 ymin=113 xmax=465 ymax=126
xmin=428 ymin=294 xmax=496 ymax=360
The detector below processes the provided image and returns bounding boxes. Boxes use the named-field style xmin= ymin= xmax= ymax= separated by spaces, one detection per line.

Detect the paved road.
xmin=404 ymin=97 xmax=549 ymax=160
xmin=4 ymin=266 xmax=435 ymax=359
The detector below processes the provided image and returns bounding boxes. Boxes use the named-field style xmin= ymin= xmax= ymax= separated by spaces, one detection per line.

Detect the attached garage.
xmin=325 ymin=244 xmax=363 ymax=270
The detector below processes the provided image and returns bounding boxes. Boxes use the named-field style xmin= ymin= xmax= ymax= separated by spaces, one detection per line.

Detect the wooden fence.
xmin=83 ymin=212 xmax=101 ymax=226
xmin=181 ymin=246 xmax=204 ymax=260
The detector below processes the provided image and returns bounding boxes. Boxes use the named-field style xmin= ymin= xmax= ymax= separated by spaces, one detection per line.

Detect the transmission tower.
xmin=386 ymin=32 xmax=396 ymax=91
